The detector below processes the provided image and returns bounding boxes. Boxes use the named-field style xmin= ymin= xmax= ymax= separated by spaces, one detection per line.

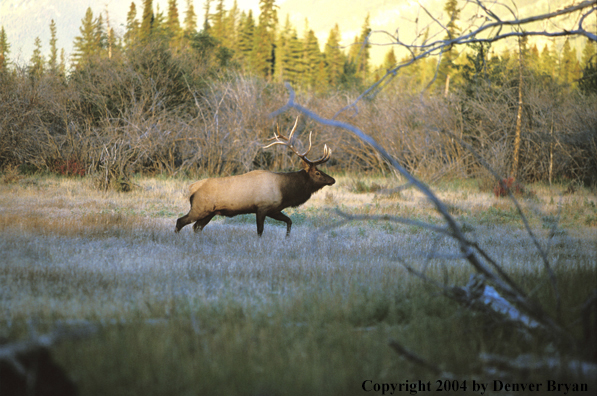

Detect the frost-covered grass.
xmin=0 ymin=174 xmax=595 ymax=395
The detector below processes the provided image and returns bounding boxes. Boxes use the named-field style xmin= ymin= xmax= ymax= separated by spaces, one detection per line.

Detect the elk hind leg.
xmin=268 ymin=212 xmax=292 ymax=237
xmin=175 ymin=213 xmax=195 ymax=233
xmin=193 ymin=213 xmax=216 ymax=233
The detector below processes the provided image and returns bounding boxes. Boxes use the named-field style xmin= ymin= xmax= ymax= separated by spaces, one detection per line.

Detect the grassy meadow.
xmin=1 ymin=173 xmax=596 ymax=395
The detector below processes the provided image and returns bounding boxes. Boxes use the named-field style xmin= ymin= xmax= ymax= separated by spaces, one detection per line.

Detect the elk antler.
xmin=264 ymin=117 xmax=332 ymax=166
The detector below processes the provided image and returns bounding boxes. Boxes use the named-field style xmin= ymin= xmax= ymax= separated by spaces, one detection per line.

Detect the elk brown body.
xmin=175 ymin=119 xmax=335 ymax=236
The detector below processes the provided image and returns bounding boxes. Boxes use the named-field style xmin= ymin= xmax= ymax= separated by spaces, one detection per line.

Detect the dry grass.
xmin=0 ymin=174 xmax=596 ymax=395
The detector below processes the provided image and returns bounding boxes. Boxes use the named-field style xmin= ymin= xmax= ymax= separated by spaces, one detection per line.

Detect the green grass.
xmin=1 ymin=174 xmax=596 ymax=395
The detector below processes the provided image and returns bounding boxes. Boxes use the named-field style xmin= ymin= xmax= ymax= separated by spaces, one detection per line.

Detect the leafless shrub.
xmin=1 ymin=52 xmax=595 ymax=189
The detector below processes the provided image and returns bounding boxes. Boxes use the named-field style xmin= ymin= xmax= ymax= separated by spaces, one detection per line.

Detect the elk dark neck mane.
xmin=275 ymin=170 xmax=325 ymax=208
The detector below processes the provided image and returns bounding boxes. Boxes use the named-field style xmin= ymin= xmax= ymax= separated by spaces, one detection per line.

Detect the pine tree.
xmin=124 ymin=2 xmax=140 ymax=47
xmin=345 ymin=15 xmax=371 ymax=86
xmin=344 ymin=35 xmax=360 ymax=86
xmin=581 ymin=37 xmax=596 ymax=70
xmin=211 ymin=0 xmax=226 ymax=42
xmin=438 ymin=0 xmax=460 ymax=91
xmin=274 ymin=15 xmax=291 ymax=83
xmin=165 ymin=0 xmax=183 ymax=49
xmin=383 ymin=48 xmax=397 ymax=71
xmin=166 ymin=0 xmax=181 ymax=34
xmin=29 ymin=36 xmax=44 ymax=78
xmin=323 ymin=24 xmax=344 ymax=87
xmin=59 ymin=48 xmax=66 ymax=76
xmin=539 ymin=42 xmax=556 ymax=78
xmin=95 ymin=14 xmax=108 ymax=54
xmin=252 ymin=0 xmax=278 ymax=79
xmin=184 ymin=0 xmax=197 ymax=34
xmin=237 ymin=10 xmax=255 ymax=68
xmin=579 ymin=38 xmax=597 ymax=95
xmin=528 ymin=43 xmax=540 ymax=71
xmin=277 ymin=22 xmax=302 ymax=86
xmin=139 ymin=0 xmax=154 ymax=41
xmin=48 ymin=19 xmax=58 ymax=73
xmin=1 ymin=26 xmax=11 ymax=71
xmin=223 ymin=0 xmax=239 ymax=50
xmin=288 ymin=29 xmax=304 ymax=87
xmin=152 ymin=3 xmax=167 ymax=38
xmin=202 ymin=0 xmax=212 ymax=32
xmin=559 ymin=38 xmax=580 ymax=87
xmin=73 ymin=7 xmax=100 ymax=66
xmin=356 ymin=14 xmax=371 ymax=82
xmin=302 ymin=27 xmax=323 ymax=89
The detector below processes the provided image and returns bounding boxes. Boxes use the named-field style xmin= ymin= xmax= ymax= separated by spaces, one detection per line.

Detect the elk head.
xmin=263 ymin=117 xmax=335 ymax=187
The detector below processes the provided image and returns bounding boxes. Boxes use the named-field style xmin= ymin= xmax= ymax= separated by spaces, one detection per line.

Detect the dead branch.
xmin=272 ymin=81 xmax=574 ymax=348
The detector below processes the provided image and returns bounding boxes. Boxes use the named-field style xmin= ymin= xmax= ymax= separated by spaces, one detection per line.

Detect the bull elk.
xmin=175 ymin=118 xmax=335 ymax=236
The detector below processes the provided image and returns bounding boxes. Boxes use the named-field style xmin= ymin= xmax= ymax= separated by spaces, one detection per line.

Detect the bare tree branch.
xmin=271 ymin=82 xmax=570 ymax=342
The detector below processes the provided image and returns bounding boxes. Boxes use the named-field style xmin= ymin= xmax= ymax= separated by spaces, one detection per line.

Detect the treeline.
xmin=0 ymin=0 xmax=596 ymax=188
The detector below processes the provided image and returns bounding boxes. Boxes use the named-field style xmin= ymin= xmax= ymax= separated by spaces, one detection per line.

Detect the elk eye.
xmin=316 ymin=172 xmax=320 ymax=175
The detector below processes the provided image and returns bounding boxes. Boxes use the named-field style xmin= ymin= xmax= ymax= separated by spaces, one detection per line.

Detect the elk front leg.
xmin=255 ymin=211 xmax=267 ymax=236
xmin=268 ymin=212 xmax=292 ymax=237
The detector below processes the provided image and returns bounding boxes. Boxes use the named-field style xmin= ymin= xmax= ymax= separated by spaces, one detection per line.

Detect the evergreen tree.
xmin=211 ymin=0 xmax=226 ymax=42
xmin=382 ymin=48 xmax=397 ymax=71
xmin=581 ymin=37 xmax=596 ymax=70
xmin=184 ymin=0 xmax=197 ymax=34
xmin=281 ymin=26 xmax=302 ymax=86
xmin=323 ymin=24 xmax=344 ymax=87
xmin=152 ymin=3 xmax=167 ymax=38
xmin=344 ymin=35 xmax=360 ymax=86
xmin=59 ymin=48 xmax=66 ymax=76
xmin=73 ymin=7 xmax=100 ymax=66
xmin=140 ymin=0 xmax=154 ymax=41
xmin=124 ymin=2 xmax=140 ymax=47
xmin=579 ymin=37 xmax=597 ymax=94
xmin=528 ymin=43 xmax=540 ymax=71
xmin=302 ymin=27 xmax=323 ymax=89
xmin=1 ymin=26 xmax=11 ymax=71
xmin=460 ymin=41 xmax=491 ymax=96
xmin=539 ymin=42 xmax=556 ymax=78
xmin=167 ymin=0 xmax=181 ymax=34
xmin=166 ymin=0 xmax=183 ymax=48
xmin=252 ymin=0 xmax=278 ymax=79
xmin=356 ymin=14 xmax=371 ymax=82
xmin=237 ymin=10 xmax=255 ymax=68
xmin=223 ymin=0 xmax=239 ymax=50
xmin=48 ymin=19 xmax=58 ymax=73
xmin=29 ymin=36 xmax=44 ymax=78
xmin=559 ymin=38 xmax=580 ymax=87
xmin=95 ymin=14 xmax=108 ymax=54
xmin=438 ymin=0 xmax=460 ymax=90
xmin=345 ymin=15 xmax=371 ymax=86
xmin=202 ymin=0 xmax=212 ymax=32
xmin=274 ymin=15 xmax=292 ymax=83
